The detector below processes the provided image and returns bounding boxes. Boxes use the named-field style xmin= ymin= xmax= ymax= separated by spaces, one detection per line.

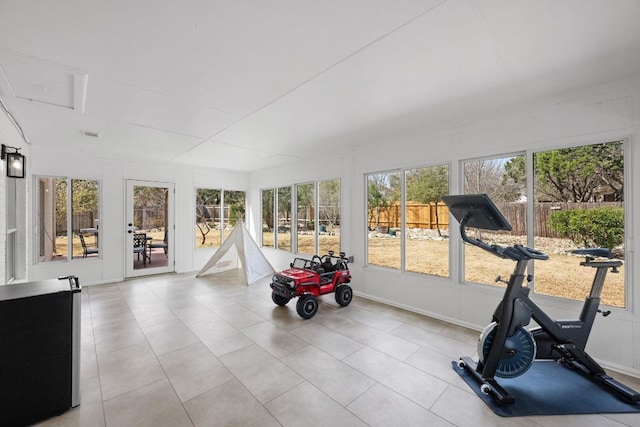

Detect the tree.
xmin=224 ymin=190 xmax=246 ymax=225
xmin=534 ymin=142 xmax=623 ymax=202
xmin=132 ymin=186 xmax=168 ymax=230
xmin=367 ymin=182 xmax=386 ymax=230
xmin=262 ymin=189 xmax=275 ymax=231
xmin=296 ymin=183 xmax=314 ymax=207
xmin=501 ymin=142 xmax=623 ymax=203
xmin=406 ymin=165 xmax=448 ymax=236
xmin=133 ymin=186 xmax=165 ymax=209
xmin=464 ymin=157 xmax=523 ymax=202
xmin=71 ymin=180 xmax=99 ymax=214
xmin=55 ymin=179 xmax=67 ymax=234
xmin=319 ymin=179 xmax=340 ymax=227
xmin=385 ymin=173 xmax=401 ymax=228
xmin=56 ymin=179 xmax=100 ymax=234
xmin=195 ymin=189 xmax=220 ymax=245
xmin=296 ymin=183 xmax=315 ymax=230
xmin=594 ymin=142 xmax=624 ymax=201
xmin=277 ymin=186 xmax=292 ymax=227
xmin=503 ymin=156 xmax=525 ymax=189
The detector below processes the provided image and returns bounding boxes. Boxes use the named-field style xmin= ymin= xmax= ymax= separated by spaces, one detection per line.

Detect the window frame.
xmin=194 ymin=188 xmax=222 ymax=249
xmin=459 ymin=152 xmax=527 ymax=286
xmin=365 ymin=169 xmax=402 ymax=270
xmin=261 ymin=179 xmax=342 ymax=255
xmin=261 ymin=188 xmax=276 ymax=248
xmin=295 ymin=181 xmax=316 ymax=255
xmin=318 ymin=178 xmax=341 ymax=256
xmin=365 ymin=165 xmax=451 ymax=276
xmin=276 ymin=186 xmax=292 ymax=252
xmin=195 ymin=188 xmax=246 ymax=249
xmin=403 ymin=163 xmax=451 ymax=278
xmin=458 ymin=138 xmax=629 ymax=309
xmin=34 ymin=175 xmax=102 ymax=263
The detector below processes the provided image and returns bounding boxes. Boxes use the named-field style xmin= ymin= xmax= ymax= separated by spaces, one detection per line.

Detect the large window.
xmin=405 ymin=165 xmax=450 ymax=277
xmin=224 ymin=190 xmax=246 ymax=230
xmin=277 ymin=186 xmax=292 ymax=251
xmin=195 ymin=189 xmax=221 ymax=248
xmin=295 ymin=180 xmax=342 ymax=256
xmin=262 ymin=186 xmax=292 ymax=251
xmin=318 ymin=179 xmax=341 ymax=255
xmin=263 ymin=179 xmax=341 ymax=255
xmin=532 ymin=141 xmax=625 ymax=307
xmin=262 ymin=188 xmax=275 ymax=248
xmin=296 ymin=183 xmax=315 ymax=255
xmin=195 ymin=189 xmax=245 ymax=248
xmin=462 ymin=155 xmax=527 ymax=285
xmin=460 ymin=140 xmax=626 ymax=308
xmin=365 ymin=166 xmax=450 ymax=276
xmin=37 ymin=177 xmax=100 ymax=262
xmin=367 ymin=171 xmax=401 ymax=269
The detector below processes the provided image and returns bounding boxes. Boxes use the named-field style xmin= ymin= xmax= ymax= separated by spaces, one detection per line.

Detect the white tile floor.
xmin=36 ymin=270 xmax=640 ymax=427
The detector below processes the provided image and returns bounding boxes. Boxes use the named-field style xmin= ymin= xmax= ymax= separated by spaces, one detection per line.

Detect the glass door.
xmin=125 ymin=180 xmax=174 ymax=278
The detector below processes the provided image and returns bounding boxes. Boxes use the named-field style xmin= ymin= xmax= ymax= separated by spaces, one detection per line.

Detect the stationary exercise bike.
xmin=442 ymin=194 xmax=640 ymax=405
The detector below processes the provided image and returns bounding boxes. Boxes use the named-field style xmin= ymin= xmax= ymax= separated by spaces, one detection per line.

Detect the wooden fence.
xmin=405 ymin=202 xmax=449 ymax=229
xmin=369 ymin=201 xmax=623 ymax=238
xmin=369 ymin=202 xmax=449 ymax=230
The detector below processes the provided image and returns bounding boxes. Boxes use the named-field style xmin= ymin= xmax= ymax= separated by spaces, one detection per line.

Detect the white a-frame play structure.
xmin=196 ymin=221 xmax=275 ymax=284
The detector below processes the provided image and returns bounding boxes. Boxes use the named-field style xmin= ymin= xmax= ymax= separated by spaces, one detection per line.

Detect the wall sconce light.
xmin=1 ymin=144 xmax=26 ymax=178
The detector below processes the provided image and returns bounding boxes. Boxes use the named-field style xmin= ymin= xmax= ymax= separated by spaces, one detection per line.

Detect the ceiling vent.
xmin=81 ymin=130 xmax=100 ymax=138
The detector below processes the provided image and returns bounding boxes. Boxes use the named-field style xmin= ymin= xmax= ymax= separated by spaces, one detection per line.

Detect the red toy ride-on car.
xmin=270 ymin=251 xmax=352 ymax=319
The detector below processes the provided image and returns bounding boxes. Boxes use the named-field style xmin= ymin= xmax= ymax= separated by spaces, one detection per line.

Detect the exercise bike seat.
xmin=571 ymin=248 xmax=612 ymax=258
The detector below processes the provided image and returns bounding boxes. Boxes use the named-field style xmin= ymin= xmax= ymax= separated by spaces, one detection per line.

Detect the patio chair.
xmin=148 ymin=229 xmax=168 ymax=259
xmin=79 ymin=233 xmax=99 ymax=258
xmin=133 ymin=233 xmax=149 ymax=265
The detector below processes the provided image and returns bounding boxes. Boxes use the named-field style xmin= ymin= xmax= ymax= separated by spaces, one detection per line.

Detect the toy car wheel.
xmin=296 ymin=294 xmax=319 ymax=319
xmin=335 ymin=285 xmax=353 ymax=307
xmin=271 ymin=291 xmax=290 ymax=306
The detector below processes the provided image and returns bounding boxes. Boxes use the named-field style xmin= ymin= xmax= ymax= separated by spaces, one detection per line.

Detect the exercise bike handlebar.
xmin=459 ymin=216 xmax=549 ymax=262
xmin=516 ymin=245 xmax=549 ymax=260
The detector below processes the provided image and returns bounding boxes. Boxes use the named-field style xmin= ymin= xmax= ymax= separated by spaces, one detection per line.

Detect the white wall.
xmin=248 ymin=74 xmax=640 ymax=375
xmin=27 ymin=149 xmax=248 ymax=285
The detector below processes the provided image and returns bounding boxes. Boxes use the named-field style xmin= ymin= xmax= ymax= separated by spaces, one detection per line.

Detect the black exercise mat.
xmin=452 ymin=360 xmax=640 ymax=417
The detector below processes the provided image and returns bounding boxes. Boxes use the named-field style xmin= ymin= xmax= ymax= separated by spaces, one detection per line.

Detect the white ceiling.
xmin=1 ymin=0 xmax=639 ymax=171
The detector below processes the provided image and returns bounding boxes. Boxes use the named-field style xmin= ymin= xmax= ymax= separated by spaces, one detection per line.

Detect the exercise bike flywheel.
xmin=478 ymin=322 xmax=537 ymax=378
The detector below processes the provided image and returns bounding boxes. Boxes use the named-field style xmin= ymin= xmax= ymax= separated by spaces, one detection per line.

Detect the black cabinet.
xmin=0 ymin=277 xmax=81 ymax=426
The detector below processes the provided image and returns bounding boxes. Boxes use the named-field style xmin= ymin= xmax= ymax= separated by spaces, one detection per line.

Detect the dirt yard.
xmin=368 ymin=234 xmax=625 ymax=308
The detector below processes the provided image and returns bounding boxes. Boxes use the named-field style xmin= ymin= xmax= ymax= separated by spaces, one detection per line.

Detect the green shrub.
xmin=548 ymin=207 xmax=624 ymax=249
